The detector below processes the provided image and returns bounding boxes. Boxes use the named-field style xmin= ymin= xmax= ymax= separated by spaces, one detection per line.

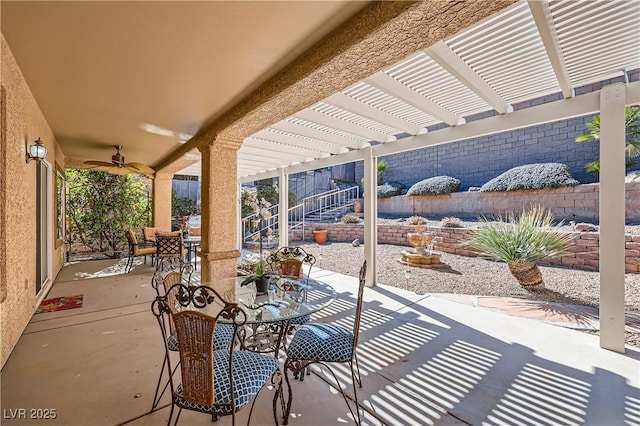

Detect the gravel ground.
xmin=292 ymin=241 xmax=640 ymax=311
xmin=287 ymin=239 xmax=640 ymax=346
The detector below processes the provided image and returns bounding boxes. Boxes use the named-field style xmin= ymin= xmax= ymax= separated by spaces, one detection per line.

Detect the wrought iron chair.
xmin=125 ymin=229 xmax=156 ymax=273
xmin=150 ymin=271 xmax=235 ymax=410
xmin=265 ymin=246 xmax=316 ymax=283
xmin=155 ymin=231 xmax=189 ymax=271
xmin=283 ymin=260 xmax=367 ymax=425
xmin=151 ymin=283 xmax=282 ymax=425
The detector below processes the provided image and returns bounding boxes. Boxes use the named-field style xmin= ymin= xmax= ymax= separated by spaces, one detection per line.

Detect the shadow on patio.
xmin=1 ymin=259 xmax=638 ymax=425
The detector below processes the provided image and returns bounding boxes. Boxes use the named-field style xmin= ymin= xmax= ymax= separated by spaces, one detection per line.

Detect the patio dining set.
xmin=125 ymin=226 xmax=203 ymax=274
xmin=148 ymin=243 xmax=368 ymax=425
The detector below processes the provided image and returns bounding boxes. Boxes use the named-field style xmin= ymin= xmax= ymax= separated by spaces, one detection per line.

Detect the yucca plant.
xmin=468 ymin=206 xmax=573 ymax=287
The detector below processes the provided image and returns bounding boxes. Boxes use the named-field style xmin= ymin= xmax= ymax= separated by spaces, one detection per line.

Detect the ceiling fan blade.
xmin=126 ymin=162 xmax=155 ymax=175
xmin=84 ymin=160 xmax=114 ymax=167
xmin=106 ymin=166 xmax=131 ymax=175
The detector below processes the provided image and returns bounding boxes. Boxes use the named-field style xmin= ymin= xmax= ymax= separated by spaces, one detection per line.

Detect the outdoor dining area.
xmin=2 ymin=245 xmax=638 ymax=426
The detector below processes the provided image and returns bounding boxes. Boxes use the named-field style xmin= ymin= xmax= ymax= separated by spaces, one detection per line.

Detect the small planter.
xmin=353 ymin=199 xmax=363 ymax=213
xmin=313 ymin=229 xmax=328 ymax=244
xmin=255 ymin=276 xmax=271 ymax=294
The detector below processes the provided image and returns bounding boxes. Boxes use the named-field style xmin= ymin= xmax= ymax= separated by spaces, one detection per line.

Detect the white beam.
xmin=239 ymin=149 xmax=365 ymax=183
xmin=278 ymin=168 xmax=289 ymax=248
xmin=270 ymin=120 xmax=367 ymax=150
xmin=295 ymin=108 xmax=394 ymax=142
xmin=244 ymin=137 xmax=325 ymax=157
xmin=237 ymin=182 xmax=242 ymax=252
xmin=373 ymin=82 xmax=640 ymax=157
xmin=598 ymin=83 xmax=626 ymax=353
xmin=239 ymin=82 xmax=640 ymax=183
xmin=528 ymin=0 xmax=574 ymax=99
xmin=363 ymin=147 xmax=377 ymax=288
xmin=327 ymin=92 xmax=424 ymax=135
xmin=365 ymin=72 xmax=465 ymax=126
xmin=426 ymin=41 xmax=513 ymax=114
xmin=240 ymin=145 xmax=312 ymax=162
xmin=253 ymin=130 xmax=346 ymax=155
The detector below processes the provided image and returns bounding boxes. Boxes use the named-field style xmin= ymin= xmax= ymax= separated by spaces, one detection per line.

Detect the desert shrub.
xmin=377 ymin=181 xmax=406 ymax=198
xmin=440 ymin=217 xmax=463 ymax=228
xmin=341 ymin=213 xmax=361 ymax=224
xmin=480 ymin=163 xmax=579 ymax=192
xmin=407 ymin=215 xmax=426 ymax=225
xmin=406 ymin=176 xmax=461 ymax=195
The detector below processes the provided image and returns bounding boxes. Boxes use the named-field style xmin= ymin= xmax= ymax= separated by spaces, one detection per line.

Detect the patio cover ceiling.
xmin=233 ymin=0 xmax=640 ymax=183
xmin=0 ymin=1 xmax=368 ymax=169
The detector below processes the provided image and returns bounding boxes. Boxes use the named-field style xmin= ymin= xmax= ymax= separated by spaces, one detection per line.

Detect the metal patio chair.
xmin=283 ymin=260 xmax=367 ymax=425
xmin=151 ymin=283 xmax=282 ymax=425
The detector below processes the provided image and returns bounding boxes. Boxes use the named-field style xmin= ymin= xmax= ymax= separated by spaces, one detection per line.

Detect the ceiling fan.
xmin=84 ymin=145 xmax=155 ymax=177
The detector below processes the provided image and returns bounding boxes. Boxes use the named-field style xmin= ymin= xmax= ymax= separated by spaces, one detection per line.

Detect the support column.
xmin=278 ymin=168 xmax=289 ymax=248
xmin=599 ymin=83 xmax=626 ymax=352
xmin=199 ymin=139 xmax=241 ymax=285
xmin=363 ymin=148 xmax=377 ymax=287
xmin=152 ymin=172 xmax=173 ymax=231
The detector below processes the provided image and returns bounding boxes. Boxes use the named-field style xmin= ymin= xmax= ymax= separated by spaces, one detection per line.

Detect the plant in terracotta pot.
xmin=468 ymin=206 xmax=572 ymax=287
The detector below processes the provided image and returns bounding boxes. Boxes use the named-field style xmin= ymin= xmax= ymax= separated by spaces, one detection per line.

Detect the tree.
xmin=377 ymin=160 xmax=387 ymax=185
xmin=575 ymin=106 xmax=640 ymax=173
xmin=67 ymin=170 xmax=151 ymax=258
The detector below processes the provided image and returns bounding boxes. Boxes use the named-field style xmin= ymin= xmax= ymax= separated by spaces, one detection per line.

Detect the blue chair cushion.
xmin=167 ymin=323 xmax=234 ymax=352
xmin=287 ymin=323 xmax=354 ymax=362
xmin=174 ymin=350 xmax=278 ymax=414
xmin=289 ymin=314 xmax=311 ymax=326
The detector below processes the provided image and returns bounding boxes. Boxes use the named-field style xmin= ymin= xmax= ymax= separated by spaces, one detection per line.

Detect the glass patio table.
xmin=195 ymin=276 xmax=337 ymax=354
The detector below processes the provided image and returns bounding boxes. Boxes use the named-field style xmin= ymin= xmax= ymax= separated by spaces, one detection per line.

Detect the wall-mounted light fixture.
xmin=25 ymin=137 xmax=47 ymax=163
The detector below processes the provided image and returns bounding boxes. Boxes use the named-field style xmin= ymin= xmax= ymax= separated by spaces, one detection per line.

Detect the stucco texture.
xmin=1 ymin=35 xmax=65 ymax=368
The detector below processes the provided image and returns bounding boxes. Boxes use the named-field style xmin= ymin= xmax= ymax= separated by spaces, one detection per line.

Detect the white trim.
xmin=528 ymin=0 xmax=574 ymax=98
xmin=425 ymin=41 xmax=513 ymax=114
xmin=365 ymin=72 xmax=465 ymax=126
xmin=598 ymin=83 xmax=626 ymax=352
xmin=363 ymin=147 xmax=377 ymax=288
xmin=278 ymin=168 xmax=289 ymax=248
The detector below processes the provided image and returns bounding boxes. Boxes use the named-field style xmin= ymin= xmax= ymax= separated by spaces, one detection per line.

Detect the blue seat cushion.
xmin=289 ymin=314 xmax=311 ymax=326
xmin=287 ymin=323 xmax=354 ymax=362
xmin=167 ymin=323 xmax=234 ymax=352
xmin=174 ymin=350 xmax=278 ymax=414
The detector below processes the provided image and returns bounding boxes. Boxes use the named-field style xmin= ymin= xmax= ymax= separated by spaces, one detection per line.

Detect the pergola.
xmin=158 ymin=1 xmax=639 ymax=352
xmin=2 ymin=0 xmax=637 ymax=361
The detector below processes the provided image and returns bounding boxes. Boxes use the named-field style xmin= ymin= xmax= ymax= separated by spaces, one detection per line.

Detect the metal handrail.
xmin=242 ymin=186 xmax=359 ymax=243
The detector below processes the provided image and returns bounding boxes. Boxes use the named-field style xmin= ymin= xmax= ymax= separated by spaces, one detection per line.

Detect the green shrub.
xmin=480 ymin=163 xmax=579 ymax=192
xmin=377 ymin=182 xmax=405 ymax=198
xmin=468 ymin=206 xmax=572 ymax=264
xmin=406 ymin=176 xmax=461 ymax=195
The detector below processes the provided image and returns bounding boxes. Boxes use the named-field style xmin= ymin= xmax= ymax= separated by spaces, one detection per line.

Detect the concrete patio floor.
xmin=1 ymin=258 xmax=639 ymax=425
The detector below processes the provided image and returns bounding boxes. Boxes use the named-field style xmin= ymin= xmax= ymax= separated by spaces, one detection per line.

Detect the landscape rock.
xmin=406 ymin=176 xmax=461 ymax=195
xmin=480 ymin=163 xmax=579 ymax=192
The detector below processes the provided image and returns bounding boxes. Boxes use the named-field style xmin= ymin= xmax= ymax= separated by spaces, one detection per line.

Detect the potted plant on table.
xmin=467 ymin=205 xmax=573 ymax=287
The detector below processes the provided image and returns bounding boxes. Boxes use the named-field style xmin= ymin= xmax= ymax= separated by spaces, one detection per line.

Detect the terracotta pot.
xmin=313 ymin=229 xmax=328 ymax=244
xmin=353 ymin=200 xmax=362 ymax=213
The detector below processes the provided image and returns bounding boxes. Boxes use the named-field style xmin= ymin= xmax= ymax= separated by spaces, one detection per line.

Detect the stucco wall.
xmin=377 ymin=182 xmax=640 ymax=223
xmin=1 ymin=35 xmax=65 ymax=368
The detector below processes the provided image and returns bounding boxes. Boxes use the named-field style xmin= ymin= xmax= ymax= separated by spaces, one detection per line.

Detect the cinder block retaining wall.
xmin=377 ymin=182 xmax=640 ymax=223
xmin=295 ymin=223 xmax=640 ymax=274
